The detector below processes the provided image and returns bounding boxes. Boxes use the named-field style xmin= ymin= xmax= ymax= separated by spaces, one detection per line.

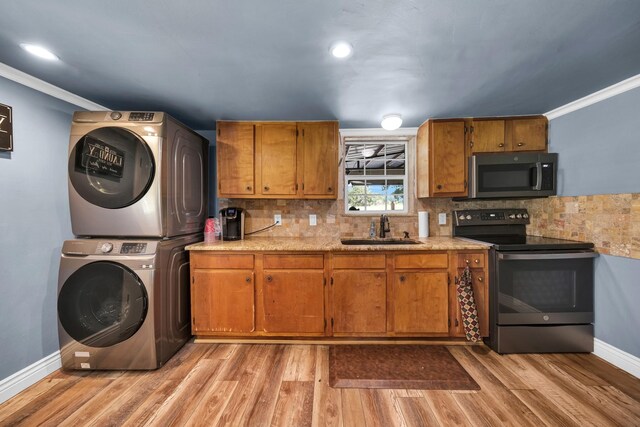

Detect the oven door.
xmin=495 ymin=251 xmax=596 ymax=325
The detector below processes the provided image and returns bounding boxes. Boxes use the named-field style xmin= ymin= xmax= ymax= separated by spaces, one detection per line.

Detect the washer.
xmin=57 ymin=234 xmax=199 ymax=370
xmin=68 ymin=111 xmax=208 ymax=238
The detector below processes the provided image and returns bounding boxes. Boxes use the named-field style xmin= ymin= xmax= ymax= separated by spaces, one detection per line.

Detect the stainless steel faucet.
xmin=379 ymin=215 xmax=390 ymax=238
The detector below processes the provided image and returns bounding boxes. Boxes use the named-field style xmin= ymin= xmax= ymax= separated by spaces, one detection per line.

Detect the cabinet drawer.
xmin=263 ymin=254 xmax=324 ymax=269
xmin=192 ymin=253 xmax=255 ymax=269
xmin=395 ymin=253 xmax=448 ymax=269
xmin=457 ymin=253 xmax=486 ymax=268
xmin=333 ymin=254 xmax=386 ymax=269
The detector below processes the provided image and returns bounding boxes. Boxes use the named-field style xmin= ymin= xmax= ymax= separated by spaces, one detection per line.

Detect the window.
xmin=344 ymin=139 xmax=407 ymax=214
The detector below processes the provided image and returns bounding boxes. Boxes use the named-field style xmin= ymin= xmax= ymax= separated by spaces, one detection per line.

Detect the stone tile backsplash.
xmin=219 ymin=193 xmax=639 ymax=260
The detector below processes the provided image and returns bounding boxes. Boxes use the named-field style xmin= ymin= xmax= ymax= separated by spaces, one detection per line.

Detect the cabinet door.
xmin=332 ymin=271 xmax=386 ymax=335
xmin=263 ymin=270 xmax=325 ymax=334
xmin=393 ymin=272 xmax=449 ymax=333
xmin=259 ymin=123 xmax=297 ymax=196
xmin=216 ymin=122 xmax=255 ymax=196
xmin=429 ymin=120 xmax=467 ymax=196
xmin=452 ymin=269 xmax=488 ymax=337
xmin=509 ymin=117 xmax=547 ymax=151
xmin=471 ymin=120 xmax=505 ymax=153
xmin=191 ymin=270 xmax=255 ymax=333
xmin=298 ymin=122 xmax=338 ymax=197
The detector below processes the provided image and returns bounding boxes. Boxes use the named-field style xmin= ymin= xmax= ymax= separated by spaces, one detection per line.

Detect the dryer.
xmin=68 ymin=111 xmax=208 ymax=238
xmin=57 ymin=234 xmax=199 ymax=370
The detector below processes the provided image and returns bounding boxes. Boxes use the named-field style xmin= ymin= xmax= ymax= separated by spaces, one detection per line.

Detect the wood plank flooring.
xmin=1 ymin=342 xmax=639 ymax=426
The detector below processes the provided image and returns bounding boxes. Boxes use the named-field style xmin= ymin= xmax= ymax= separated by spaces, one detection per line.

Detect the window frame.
xmin=343 ymin=139 xmax=409 ymax=215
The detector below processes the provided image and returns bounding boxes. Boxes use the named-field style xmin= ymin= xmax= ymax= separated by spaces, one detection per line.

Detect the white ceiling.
xmin=1 ymin=0 xmax=640 ymax=130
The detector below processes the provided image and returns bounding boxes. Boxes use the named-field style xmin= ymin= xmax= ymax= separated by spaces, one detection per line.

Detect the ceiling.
xmin=1 ymin=1 xmax=640 ymax=130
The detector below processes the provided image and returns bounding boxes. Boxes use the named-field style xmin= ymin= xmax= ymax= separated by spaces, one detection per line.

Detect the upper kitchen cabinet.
xmin=257 ymin=123 xmax=297 ymax=196
xmin=469 ymin=116 xmax=548 ymax=154
xmin=217 ymin=122 xmax=255 ymax=196
xmin=216 ymin=120 xmax=338 ymax=199
xmin=416 ymin=119 xmax=468 ymax=198
xmin=469 ymin=119 xmax=506 ymax=153
xmin=506 ymin=116 xmax=547 ymax=151
xmin=298 ymin=122 xmax=338 ymax=198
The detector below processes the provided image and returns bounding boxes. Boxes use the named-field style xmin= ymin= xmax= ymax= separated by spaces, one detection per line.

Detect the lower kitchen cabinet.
xmin=331 ymin=270 xmax=387 ymax=335
xmin=191 ymin=269 xmax=255 ymax=333
xmin=189 ymin=249 xmax=489 ymax=340
xmin=450 ymin=252 xmax=489 ymax=337
xmin=393 ymin=271 xmax=449 ymax=334
xmin=262 ymin=270 xmax=325 ymax=335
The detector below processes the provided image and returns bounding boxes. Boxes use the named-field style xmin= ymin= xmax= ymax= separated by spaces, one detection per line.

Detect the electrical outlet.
xmin=309 ymin=214 xmax=317 ymax=226
xmin=438 ymin=213 xmax=447 ymax=225
xmin=274 ymin=214 xmax=282 ymax=225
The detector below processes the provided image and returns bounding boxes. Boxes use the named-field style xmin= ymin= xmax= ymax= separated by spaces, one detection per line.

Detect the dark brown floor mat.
xmin=329 ymin=345 xmax=480 ymax=390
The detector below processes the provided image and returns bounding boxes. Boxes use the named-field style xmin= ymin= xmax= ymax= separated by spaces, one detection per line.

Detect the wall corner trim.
xmin=0 ymin=62 xmax=107 ymax=111
xmin=593 ymin=338 xmax=640 ymax=379
xmin=0 ymin=351 xmax=62 ymax=404
xmin=545 ymin=73 xmax=640 ymax=120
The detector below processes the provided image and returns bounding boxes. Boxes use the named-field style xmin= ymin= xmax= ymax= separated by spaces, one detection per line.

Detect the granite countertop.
xmin=185 ymin=236 xmax=490 ymax=252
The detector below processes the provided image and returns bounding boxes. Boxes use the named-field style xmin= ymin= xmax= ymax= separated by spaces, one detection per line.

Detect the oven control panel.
xmin=453 ymin=209 xmax=530 ymax=226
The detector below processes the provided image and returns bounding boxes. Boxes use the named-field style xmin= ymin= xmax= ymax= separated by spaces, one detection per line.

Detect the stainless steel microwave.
xmin=467 ymin=152 xmax=558 ymax=199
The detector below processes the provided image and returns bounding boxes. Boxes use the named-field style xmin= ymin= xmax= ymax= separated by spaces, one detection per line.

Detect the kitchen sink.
xmin=340 ymin=238 xmax=422 ymax=245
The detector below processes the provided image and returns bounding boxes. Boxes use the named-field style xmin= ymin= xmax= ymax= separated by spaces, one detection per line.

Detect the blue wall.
xmin=549 ymin=85 xmax=640 ymax=358
xmin=0 ymin=76 xmax=77 ymax=380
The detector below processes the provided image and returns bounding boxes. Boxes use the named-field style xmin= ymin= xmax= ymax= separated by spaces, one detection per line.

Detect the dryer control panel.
xmin=120 ymin=243 xmax=148 ymax=254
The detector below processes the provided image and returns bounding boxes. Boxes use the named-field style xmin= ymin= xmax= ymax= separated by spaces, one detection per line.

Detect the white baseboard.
xmin=593 ymin=339 xmax=640 ymax=379
xmin=0 ymin=351 xmax=62 ymax=404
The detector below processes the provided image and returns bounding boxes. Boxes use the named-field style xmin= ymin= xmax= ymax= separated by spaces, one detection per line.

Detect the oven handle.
xmin=498 ymin=252 xmax=598 ymax=260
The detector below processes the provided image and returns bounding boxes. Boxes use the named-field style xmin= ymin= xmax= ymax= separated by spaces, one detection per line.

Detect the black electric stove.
xmin=452 ymin=208 xmax=597 ymax=354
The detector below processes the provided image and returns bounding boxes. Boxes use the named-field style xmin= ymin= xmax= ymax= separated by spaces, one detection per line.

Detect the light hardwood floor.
xmin=1 ymin=342 xmax=639 ymax=426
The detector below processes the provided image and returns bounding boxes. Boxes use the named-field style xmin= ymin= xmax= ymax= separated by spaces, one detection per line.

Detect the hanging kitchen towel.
xmin=456 ymin=266 xmax=482 ymax=342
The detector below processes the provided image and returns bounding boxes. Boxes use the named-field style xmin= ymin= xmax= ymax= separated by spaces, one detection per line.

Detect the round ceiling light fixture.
xmin=329 ymin=41 xmax=353 ymax=59
xmin=381 ymin=114 xmax=403 ymax=130
xmin=20 ymin=43 xmax=59 ymax=61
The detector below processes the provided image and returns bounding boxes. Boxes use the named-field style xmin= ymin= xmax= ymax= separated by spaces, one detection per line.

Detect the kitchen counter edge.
xmin=185 ymin=236 xmax=490 ymax=252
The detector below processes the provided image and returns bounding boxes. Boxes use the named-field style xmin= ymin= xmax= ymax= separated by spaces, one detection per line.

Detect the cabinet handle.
xmin=328 ymin=187 xmax=333 ymax=192
xmin=455 ymin=319 xmax=459 ymax=327
xmin=264 ymin=186 xmax=270 ymax=191
xmin=246 ymin=186 xmax=252 ymax=191
xmin=465 ymin=259 xmax=470 ymax=264
xmin=518 ymin=142 xmax=524 ymax=147
xmin=478 ymin=276 xmax=483 ymax=282
xmin=498 ymin=143 xmax=504 ymax=148
xmin=265 ymin=275 xmax=273 ymax=283
xmin=245 ymin=277 xmax=251 ymax=283
xmin=474 ymin=258 xmax=480 ymax=264
xmin=436 ymin=184 xmax=443 ymax=190
xmin=399 ymin=275 xmax=406 ymax=282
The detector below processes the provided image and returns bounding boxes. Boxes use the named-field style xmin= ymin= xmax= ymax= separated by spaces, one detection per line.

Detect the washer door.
xmin=58 ymin=261 xmax=148 ymax=348
xmin=69 ymin=127 xmax=155 ymax=209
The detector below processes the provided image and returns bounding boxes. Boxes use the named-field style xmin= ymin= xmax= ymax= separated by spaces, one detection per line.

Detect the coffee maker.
xmin=219 ymin=207 xmax=245 ymax=241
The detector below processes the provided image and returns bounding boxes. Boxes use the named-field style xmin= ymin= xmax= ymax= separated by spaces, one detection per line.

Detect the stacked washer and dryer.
xmin=57 ymin=111 xmax=208 ymax=370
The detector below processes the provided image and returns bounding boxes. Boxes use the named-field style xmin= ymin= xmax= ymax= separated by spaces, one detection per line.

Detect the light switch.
xmin=309 ymin=214 xmax=317 ymax=226
xmin=274 ymin=214 xmax=282 ymax=225
xmin=438 ymin=213 xmax=447 ymax=225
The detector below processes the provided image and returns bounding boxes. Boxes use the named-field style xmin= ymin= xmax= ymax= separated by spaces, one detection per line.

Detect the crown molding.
xmin=545 ymin=73 xmax=640 ymax=120
xmin=0 ymin=62 xmax=107 ymax=111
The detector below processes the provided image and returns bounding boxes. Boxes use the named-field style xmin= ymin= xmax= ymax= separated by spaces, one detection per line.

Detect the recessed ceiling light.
xmin=330 ymin=41 xmax=353 ymax=59
xmin=381 ymin=114 xmax=403 ymax=130
xmin=20 ymin=43 xmax=59 ymax=61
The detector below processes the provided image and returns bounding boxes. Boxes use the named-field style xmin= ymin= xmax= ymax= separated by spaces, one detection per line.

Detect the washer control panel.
xmin=128 ymin=112 xmax=155 ymax=121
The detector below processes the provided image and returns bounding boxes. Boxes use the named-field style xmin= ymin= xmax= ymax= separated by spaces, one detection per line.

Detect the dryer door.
xmin=69 ymin=127 xmax=155 ymax=209
xmin=58 ymin=261 xmax=148 ymax=348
